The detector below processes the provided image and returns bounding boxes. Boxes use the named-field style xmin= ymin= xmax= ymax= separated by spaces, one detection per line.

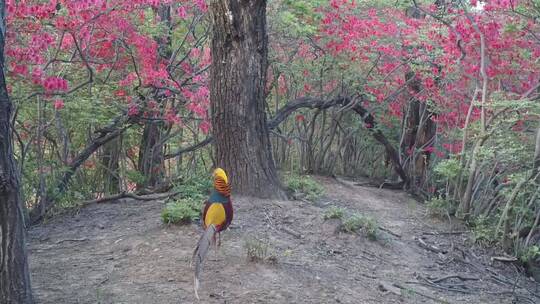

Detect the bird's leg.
xmin=214 ymin=232 xmax=220 ymax=253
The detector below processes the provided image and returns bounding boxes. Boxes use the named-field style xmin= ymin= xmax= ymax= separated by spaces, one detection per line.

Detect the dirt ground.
xmin=28 ymin=176 xmax=540 ymax=303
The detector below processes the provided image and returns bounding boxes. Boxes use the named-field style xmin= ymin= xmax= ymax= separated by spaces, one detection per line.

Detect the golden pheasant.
xmin=192 ymin=168 xmax=233 ymax=300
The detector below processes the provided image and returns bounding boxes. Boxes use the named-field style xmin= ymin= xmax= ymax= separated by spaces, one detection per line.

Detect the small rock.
xmin=378 ymin=281 xmax=402 ymax=296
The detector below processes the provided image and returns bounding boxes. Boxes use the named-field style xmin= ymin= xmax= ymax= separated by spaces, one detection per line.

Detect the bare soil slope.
xmin=29 ymin=177 xmax=540 ymax=303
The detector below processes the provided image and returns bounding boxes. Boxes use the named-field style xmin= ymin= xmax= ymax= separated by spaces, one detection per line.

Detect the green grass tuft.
xmin=324 ymin=206 xmax=345 ymax=220
xmin=342 ymin=213 xmax=379 ymax=240
xmin=243 ymin=237 xmax=277 ymax=264
xmin=284 ymin=174 xmax=325 ymax=201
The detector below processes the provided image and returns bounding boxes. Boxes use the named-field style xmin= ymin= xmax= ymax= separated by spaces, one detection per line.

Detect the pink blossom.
xmin=199 ymin=120 xmax=211 ymax=134
xmin=177 ymin=6 xmax=188 ymax=19
xmin=53 ymin=99 xmax=64 ymax=110
xmin=128 ymin=103 xmax=139 ymax=117
xmin=194 ymin=0 xmax=208 ymax=12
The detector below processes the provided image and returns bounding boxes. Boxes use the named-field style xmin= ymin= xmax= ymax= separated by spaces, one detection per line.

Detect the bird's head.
xmin=213 ymin=167 xmax=228 ymax=184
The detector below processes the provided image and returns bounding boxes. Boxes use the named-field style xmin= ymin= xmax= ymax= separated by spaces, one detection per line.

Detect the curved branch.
xmin=29 ymin=114 xmax=133 ymax=223
xmin=163 ymin=95 xmax=408 ymax=186
xmin=164 ymin=96 xmax=349 ymax=159
xmin=267 ymin=96 xmax=348 ymax=129
xmin=164 ymin=136 xmax=213 ymax=159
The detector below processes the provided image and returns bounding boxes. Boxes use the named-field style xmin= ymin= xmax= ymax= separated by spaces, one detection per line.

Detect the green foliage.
xmin=284 ymin=174 xmax=325 ymax=201
xmin=161 ymin=173 xmax=213 ymax=225
xmin=426 ymin=196 xmax=455 ymax=217
xmin=172 ymin=174 xmax=212 ymax=201
xmin=324 ymin=206 xmax=345 ymax=220
xmin=161 ymin=198 xmax=200 ymax=225
xmin=342 ymin=213 xmax=379 ymax=240
xmin=342 ymin=214 xmax=363 ymax=233
xmin=274 ymin=0 xmax=325 ymax=36
xmin=125 ymin=170 xmax=147 ymax=187
xmin=519 ymin=245 xmax=540 ymax=264
xmin=471 ymin=215 xmax=498 ymax=245
xmin=434 ymin=158 xmax=461 ymax=180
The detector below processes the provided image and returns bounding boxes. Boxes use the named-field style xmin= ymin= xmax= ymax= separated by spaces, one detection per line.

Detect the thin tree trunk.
xmin=455 ymin=87 xmax=479 ymax=201
xmin=459 ymin=135 xmax=488 ymax=217
xmin=137 ymin=121 xmax=164 ymax=188
xmin=458 ymin=7 xmax=489 ymax=218
xmin=209 ymin=0 xmax=285 ymax=198
xmin=100 ymin=136 xmax=122 ymax=194
xmin=0 ymin=1 xmax=34 ymax=301
xmin=137 ymin=4 xmax=172 ymax=189
xmin=29 ymin=116 xmax=129 ymax=223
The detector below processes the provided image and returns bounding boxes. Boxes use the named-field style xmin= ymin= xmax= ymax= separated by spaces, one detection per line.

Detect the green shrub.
xmin=342 ymin=214 xmax=362 ymax=233
xmin=426 ymin=196 xmax=455 ymax=217
xmin=173 ymin=175 xmax=212 ymax=201
xmin=342 ymin=213 xmax=379 ymax=240
xmin=284 ymin=174 xmax=325 ymax=201
xmin=161 ymin=174 xmax=213 ymax=225
xmin=324 ymin=206 xmax=345 ymax=220
xmin=125 ymin=170 xmax=147 ymax=187
xmin=434 ymin=158 xmax=461 ymax=180
xmin=471 ymin=215 xmax=498 ymax=245
xmin=161 ymin=198 xmax=200 ymax=224
xmin=519 ymin=245 xmax=540 ymax=264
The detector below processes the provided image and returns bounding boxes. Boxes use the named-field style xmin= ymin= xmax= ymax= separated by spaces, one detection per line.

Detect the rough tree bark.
xmin=0 ymin=0 xmax=34 ymax=301
xmin=209 ymin=0 xmax=285 ymax=198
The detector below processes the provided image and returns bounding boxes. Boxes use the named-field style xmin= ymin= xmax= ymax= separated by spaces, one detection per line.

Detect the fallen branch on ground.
xmin=429 ymin=274 xmax=479 ymax=283
xmin=413 ymin=276 xmax=472 ymax=294
xmin=394 ymin=282 xmax=449 ymax=303
xmin=422 ymin=231 xmax=467 ymax=236
xmin=81 ymin=191 xmax=181 ymax=205
xmin=280 ymin=226 xmax=303 ymax=239
xmin=55 ymin=238 xmax=88 ymax=244
xmin=379 ymin=226 xmax=402 ymax=238
xmin=415 ymin=237 xmax=447 ymax=254
xmin=490 ymin=256 xmax=518 ymax=263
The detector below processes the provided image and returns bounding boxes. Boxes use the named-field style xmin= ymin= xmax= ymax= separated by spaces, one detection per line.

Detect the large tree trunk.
xmin=209 ymin=0 xmax=285 ymax=198
xmin=0 ymin=1 xmax=34 ymax=301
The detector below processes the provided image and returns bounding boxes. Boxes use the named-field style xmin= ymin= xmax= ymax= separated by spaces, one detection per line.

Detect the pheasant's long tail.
xmin=192 ymin=224 xmax=216 ymax=300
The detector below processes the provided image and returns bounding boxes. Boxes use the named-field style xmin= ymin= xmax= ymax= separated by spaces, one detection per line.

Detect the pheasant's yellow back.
xmin=204 ymin=203 xmax=226 ymax=227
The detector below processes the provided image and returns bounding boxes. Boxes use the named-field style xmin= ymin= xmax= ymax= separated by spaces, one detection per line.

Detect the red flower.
xmin=53 ymin=99 xmax=64 ymax=110
xmin=424 ymin=146 xmax=435 ymax=153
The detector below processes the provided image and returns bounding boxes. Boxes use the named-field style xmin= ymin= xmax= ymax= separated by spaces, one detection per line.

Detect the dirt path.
xmin=29 ymin=177 xmax=539 ymax=303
